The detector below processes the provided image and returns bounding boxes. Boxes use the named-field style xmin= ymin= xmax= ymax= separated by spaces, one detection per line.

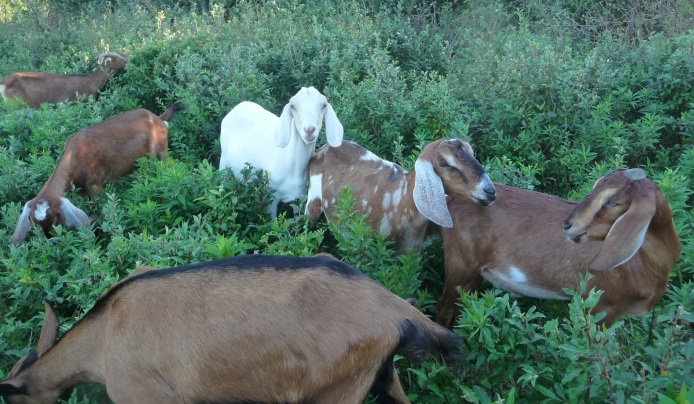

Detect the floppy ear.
xmin=37 ymin=299 xmax=60 ymax=356
xmin=324 ymin=103 xmax=344 ymax=147
xmin=274 ymin=104 xmax=294 ymax=148
xmin=60 ymin=197 xmax=90 ymax=228
xmin=413 ymin=159 xmax=453 ymax=228
xmin=9 ymin=202 xmax=32 ymax=245
xmin=589 ymin=190 xmax=656 ymax=272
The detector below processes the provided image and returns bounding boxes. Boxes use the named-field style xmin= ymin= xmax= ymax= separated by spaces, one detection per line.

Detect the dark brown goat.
xmin=0 ymin=254 xmax=461 ymax=403
xmin=0 ymin=52 xmax=127 ymax=108
xmin=9 ymin=102 xmax=186 ymax=244
xmin=438 ymin=168 xmax=680 ymax=328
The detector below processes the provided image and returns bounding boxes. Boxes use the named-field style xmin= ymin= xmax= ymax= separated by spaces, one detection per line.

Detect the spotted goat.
xmin=305 ymin=139 xmax=496 ymax=252
xmin=438 ymin=168 xmax=680 ymax=328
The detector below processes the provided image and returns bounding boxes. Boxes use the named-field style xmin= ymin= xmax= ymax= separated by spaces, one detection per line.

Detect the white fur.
xmin=219 ymin=87 xmax=343 ymax=219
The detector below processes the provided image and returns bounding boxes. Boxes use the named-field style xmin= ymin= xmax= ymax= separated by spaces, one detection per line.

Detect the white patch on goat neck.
xmin=33 ymin=200 xmax=50 ymax=221
xmin=306 ymin=174 xmax=323 ymax=205
xmin=382 ymin=192 xmax=392 ymax=209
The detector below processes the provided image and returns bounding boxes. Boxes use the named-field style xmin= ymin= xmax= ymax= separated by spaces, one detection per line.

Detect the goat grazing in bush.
xmin=305 ymin=139 xmax=496 ymax=252
xmin=8 ymin=102 xmax=186 ymax=244
xmin=0 ymin=52 xmax=128 ymax=108
xmin=219 ymin=86 xmax=344 ymax=219
xmin=437 ymin=168 xmax=680 ymax=328
xmin=0 ymin=254 xmax=461 ymax=404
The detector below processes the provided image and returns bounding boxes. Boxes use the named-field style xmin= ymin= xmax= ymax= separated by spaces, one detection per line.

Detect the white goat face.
xmin=289 ymin=87 xmax=327 ymax=144
xmin=275 ymin=87 xmax=344 ymax=148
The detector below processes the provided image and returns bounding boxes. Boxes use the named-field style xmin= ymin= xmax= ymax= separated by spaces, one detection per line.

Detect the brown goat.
xmin=9 ymin=102 xmax=186 ymax=244
xmin=0 ymin=52 xmax=128 ymax=108
xmin=0 ymin=254 xmax=461 ymax=403
xmin=438 ymin=168 xmax=680 ymax=328
xmin=306 ymin=139 xmax=496 ymax=252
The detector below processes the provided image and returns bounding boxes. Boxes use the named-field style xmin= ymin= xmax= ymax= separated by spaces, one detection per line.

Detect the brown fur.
xmin=438 ymin=169 xmax=680 ymax=328
xmin=0 ymin=52 xmax=128 ymax=108
xmin=306 ymin=139 xmax=496 ymax=252
xmin=8 ymin=103 xmax=186 ymax=244
xmin=0 ymin=255 xmax=461 ymax=404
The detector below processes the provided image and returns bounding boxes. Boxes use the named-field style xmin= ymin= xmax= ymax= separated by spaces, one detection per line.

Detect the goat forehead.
xmin=292 ymin=88 xmax=326 ymax=107
xmin=33 ymin=200 xmax=51 ymax=221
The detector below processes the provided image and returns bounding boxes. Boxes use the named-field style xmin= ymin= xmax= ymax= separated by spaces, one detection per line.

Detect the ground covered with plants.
xmin=1 ymin=0 xmax=693 ymax=402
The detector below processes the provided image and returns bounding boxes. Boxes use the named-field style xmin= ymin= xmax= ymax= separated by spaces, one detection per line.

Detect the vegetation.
xmin=1 ymin=0 xmax=692 ymax=402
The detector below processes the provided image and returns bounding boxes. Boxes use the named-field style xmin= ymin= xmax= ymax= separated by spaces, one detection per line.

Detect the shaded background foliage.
xmin=0 ymin=0 xmax=693 ymax=402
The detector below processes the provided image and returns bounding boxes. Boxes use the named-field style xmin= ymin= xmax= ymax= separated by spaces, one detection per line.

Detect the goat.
xmin=437 ymin=168 xmax=680 ymax=328
xmin=8 ymin=102 xmax=186 ymax=244
xmin=0 ymin=254 xmax=461 ymax=404
xmin=305 ymin=139 xmax=497 ymax=252
xmin=219 ymin=86 xmax=344 ymax=219
xmin=0 ymin=52 xmax=128 ymax=108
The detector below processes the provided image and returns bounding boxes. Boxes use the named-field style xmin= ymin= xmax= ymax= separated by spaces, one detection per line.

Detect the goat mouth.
xmin=566 ymin=232 xmax=587 ymax=243
xmin=472 ymin=196 xmax=495 ymax=206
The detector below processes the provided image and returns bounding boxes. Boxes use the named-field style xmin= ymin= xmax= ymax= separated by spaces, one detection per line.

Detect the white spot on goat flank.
xmin=362 ymin=199 xmax=369 ymax=208
xmin=383 ymin=192 xmax=392 ymax=209
xmin=392 ymin=187 xmax=403 ymax=208
xmin=508 ymin=266 xmax=527 ymax=283
xmin=360 ymin=150 xmax=382 ymax=163
xmin=33 ymin=201 xmax=50 ymax=221
xmin=307 ymin=174 xmax=323 ymax=205
xmin=379 ymin=217 xmax=392 ymax=235
xmin=373 ymin=185 xmax=379 ymax=194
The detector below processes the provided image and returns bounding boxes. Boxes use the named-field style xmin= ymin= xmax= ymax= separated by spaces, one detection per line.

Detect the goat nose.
xmin=562 ymin=222 xmax=572 ymax=231
xmin=304 ymin=126 xmax=316 ymax=135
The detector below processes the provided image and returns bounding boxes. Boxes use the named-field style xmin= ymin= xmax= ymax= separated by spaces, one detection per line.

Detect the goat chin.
xmin=305 ymin=139 xmax=496 ymax=253
xmin=0 ymin=254 xmax=461 ymax=404
xmin=438 ymin=169 xmax=680 ymax=328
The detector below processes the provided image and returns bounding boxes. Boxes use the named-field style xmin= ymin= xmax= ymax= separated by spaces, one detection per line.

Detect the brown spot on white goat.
xmin=438 ymin=168 xmax=680 ymax=328
xmin=306 ymin=139 xmax=496 ymax=252
xmin=0 ymin=52 xmax=128 ymax=109
xmin=0 ymin=254 xmax=461 ymax=403
xmin=8 ymin=102 xmax=186 ymax=244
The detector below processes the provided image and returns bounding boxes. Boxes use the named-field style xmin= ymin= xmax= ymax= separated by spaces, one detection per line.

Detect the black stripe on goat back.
xmin=89 ymin=255 xmax=364 ymax=316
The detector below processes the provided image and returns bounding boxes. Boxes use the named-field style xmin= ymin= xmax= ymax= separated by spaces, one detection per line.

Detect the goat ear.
xmin=275 ymin=104 xmax=293 ymax=148
xmin=37 ymin=299 xmax=60 ymax=356
xmin=0 ymin=379 xmax=27 ymax=396
xmin=324 ymin=103 xmax=344 ymax=147
xmin=9 ymin=203 xmax=32 ymax=245
xmin=413 ymin=159 xmax=453 ymax=228
xmin=60 ymin=197 xmax=90 ymax=229
xmin=589 ymin=190 xmax=656 ymax=272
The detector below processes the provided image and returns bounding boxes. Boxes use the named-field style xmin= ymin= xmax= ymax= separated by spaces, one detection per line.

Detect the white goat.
xmin=305 ymin=139 xmax=496 ymax=252
xmin=219 ymin=87 xmax=343 ymax=219
xmin=438 ymin=168 xmax=681 ymax=328
xmin=0 ymin=52 xmax=128 ymax=108
xmin=9 ymin=102 xmax=186 ymax=244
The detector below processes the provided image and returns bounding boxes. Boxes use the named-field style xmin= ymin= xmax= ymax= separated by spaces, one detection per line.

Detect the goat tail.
xmin=159 ymin=101 xmax=186 ymax=123
xmin=396 ymin=316 xmax=464 ymax=362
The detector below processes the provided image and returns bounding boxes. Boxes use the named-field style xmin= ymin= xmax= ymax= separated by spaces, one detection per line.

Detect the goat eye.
xmin=322 ymin=104 xmax=327 ymax=110
xmin=605 ymin=200 xmax=619 ymax=208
